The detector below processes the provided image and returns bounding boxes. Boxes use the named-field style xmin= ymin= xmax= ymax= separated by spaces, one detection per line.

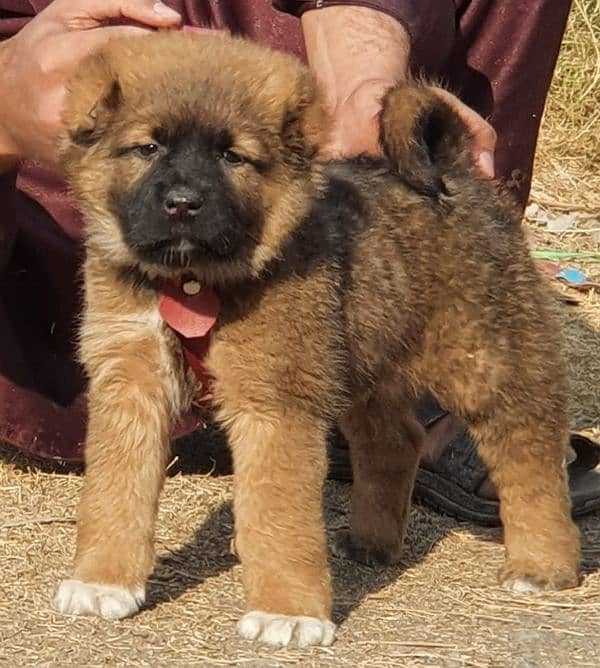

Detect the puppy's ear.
xmin=379 ymin=82 xmax=469 ymax=197
xmin=281 ymin=71 xmax=330 ymax=163
xmin=61 ymin=54 xmax=122 ymax=150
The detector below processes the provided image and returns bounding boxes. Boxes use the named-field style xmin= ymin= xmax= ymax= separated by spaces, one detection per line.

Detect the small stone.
xmin=182 ymin=279 xmax=201 ymax=296
xmin=547 ymin=212 xmax=576 ymax=232
xmin=524 ymin=202 xmax=539 ymax=219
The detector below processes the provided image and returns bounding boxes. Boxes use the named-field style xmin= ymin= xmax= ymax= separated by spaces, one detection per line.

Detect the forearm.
xmin=295 ymin=5 xmax=410 ymax=157
xmin=275 ymin=1 xmax=456 ymax=74
xmin=301 ymin=6 xmax=410 ymax=110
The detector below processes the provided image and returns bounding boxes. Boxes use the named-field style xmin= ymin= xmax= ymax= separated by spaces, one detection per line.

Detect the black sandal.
xmin=327 ymin=406 xmax=600 ymax=527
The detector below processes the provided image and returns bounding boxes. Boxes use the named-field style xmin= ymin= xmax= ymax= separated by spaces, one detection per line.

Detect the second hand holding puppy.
xmin=0 ymin=0 xmax=181 ymax=170
xmin=302 ymin=5 xmax=497 ymax=178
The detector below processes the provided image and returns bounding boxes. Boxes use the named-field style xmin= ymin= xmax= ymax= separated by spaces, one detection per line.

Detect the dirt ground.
xmin=1 ymin=3 xmax=599 ymax=666
xmin=1 ymin=447 xmax=599 ymax=667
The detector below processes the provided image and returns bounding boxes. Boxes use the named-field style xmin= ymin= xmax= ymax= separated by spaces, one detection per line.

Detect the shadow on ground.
xmin=141 ymin=456 xmax=600 ymax=624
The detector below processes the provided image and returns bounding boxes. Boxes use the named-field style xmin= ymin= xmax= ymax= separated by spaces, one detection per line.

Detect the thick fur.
xmin=55 ymin=32 xmax=579 ymax=643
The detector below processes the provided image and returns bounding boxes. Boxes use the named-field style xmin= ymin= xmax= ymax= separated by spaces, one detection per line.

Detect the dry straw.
xmin=532 ymin=0 xmax=600 ymax=212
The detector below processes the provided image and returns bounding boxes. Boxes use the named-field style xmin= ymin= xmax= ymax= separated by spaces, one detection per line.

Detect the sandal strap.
xmin=415 ymin=392 xmax=448 ymax=428
xmin=420 ymin=429 xmax=489 ymax=494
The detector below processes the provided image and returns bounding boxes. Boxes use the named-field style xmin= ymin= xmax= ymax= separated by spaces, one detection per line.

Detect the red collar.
xmin=158 ymin=276 xmax=219 ymax=398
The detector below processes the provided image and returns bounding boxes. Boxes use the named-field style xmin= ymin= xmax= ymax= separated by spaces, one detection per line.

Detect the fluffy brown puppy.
xmin=53 ymin=32 xmax=579 ymax=647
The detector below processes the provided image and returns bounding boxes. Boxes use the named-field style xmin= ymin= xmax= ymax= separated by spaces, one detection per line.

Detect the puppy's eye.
xmin=136 ymin=144 xmax=159 ymax=158
xmin=221 ymin=149 xmax=244 ymax=165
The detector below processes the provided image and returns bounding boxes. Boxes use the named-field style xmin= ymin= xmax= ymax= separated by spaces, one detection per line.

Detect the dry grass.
xmin=1 ymin=3 xmax=599 ymax=666
xmin=531 ymin=0 xmax=600 ymax=212
xmin=1 ymin=459 xmax=599 ymax=667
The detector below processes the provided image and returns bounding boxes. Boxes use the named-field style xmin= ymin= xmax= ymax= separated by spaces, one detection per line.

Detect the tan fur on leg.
xmin=204 ymin=269 xmax=341 ymax=631
xmin=55 ymin=256 xmax=188 ymax=618
xmin=225 ymin=410 xmax=331 ymax=618
xmin=416 ymin=294 xmax=580 ymax=591
xmin=473 ymin=419 xmax=580 ymax=591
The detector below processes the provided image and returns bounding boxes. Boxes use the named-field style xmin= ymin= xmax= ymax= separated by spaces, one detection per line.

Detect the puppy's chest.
xmin=212 ymin=268 xmax=340 ymax=347
xmin=214 ymin=283 xmax=288 ymax=343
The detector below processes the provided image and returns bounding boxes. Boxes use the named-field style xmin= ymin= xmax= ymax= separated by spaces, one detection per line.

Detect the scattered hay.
xmin=531 ymin=0 xmax=600 ymax=212
xmin=0 ymin=464 xmax=599 ymax=667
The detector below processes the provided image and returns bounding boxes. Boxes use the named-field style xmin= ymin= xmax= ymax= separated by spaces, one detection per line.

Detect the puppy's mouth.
xmin=132 ymin=235 xmax=240 ymax=268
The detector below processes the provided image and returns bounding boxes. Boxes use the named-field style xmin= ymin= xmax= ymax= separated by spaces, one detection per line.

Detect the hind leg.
xmin=469 ymin=411 xmax=579 ymax=591
xmin=334 ymin=376 xmax=424 ymax=566
xmin=426 ymin=348 xmax=580 ymax=591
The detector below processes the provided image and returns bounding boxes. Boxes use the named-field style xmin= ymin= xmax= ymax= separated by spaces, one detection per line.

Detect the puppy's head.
xmin=62 ymin=32 xmax=328 ymax=284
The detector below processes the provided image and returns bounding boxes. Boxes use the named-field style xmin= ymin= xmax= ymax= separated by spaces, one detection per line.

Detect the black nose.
xmin=163 ymin=187 xmax=202 ymax=219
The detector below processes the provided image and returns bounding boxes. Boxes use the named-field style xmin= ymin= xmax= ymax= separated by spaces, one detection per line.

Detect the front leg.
xmin=55 ymin=263 xmax=183 ymax=619
xmin=225 ymin=406 xmax=334 ymax=646
xmin=209 ymin=312 xmax=338 ymax=647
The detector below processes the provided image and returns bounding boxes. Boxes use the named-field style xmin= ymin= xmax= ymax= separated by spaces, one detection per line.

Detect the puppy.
xmin=53 ymin=32 xmax=579 ymax=647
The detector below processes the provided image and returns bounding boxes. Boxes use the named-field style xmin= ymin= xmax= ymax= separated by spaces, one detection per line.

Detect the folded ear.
xmin=280 ymin=70 xmax=330 ymax=164
xmin=61 ymin=53 xmax=122 ymax=151
xmin=379 ymin=81 xmax=470 ymax=197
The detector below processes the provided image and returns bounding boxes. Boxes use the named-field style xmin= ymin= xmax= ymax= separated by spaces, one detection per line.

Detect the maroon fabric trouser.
xmin=0 ymin=0 xmax=572 ymax=461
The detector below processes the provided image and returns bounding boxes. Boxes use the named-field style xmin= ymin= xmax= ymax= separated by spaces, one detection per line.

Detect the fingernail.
xmin=153 ymin=2 xmax=181 ymax=20
xmin=478 ymin=150 xmax=495 ymax=179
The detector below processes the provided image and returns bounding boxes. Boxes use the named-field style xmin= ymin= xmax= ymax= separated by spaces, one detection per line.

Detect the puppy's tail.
xmin=379 ymin=81 xmax=475 ymax=198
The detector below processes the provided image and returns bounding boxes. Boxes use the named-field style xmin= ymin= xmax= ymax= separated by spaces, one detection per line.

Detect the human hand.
xmin=432 ymin=87 xmax=497 ymax=179
xmin=328 ymin=83 xmax=497 ymax=179
xmin=301 ymin=7 xmax=496 ymax=178
xmin=0 ymin=0 xmax=181 ymax=169
xmin=301 ymin=7 xmax=409 ymax=160
xmin=323 ymin=78 xmax=394 ymax=159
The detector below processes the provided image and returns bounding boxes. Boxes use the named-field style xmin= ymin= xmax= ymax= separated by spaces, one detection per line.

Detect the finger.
xmin=458 ymin=106 xmax=497 ymax=178
xmin=51 ymin=0 xmax=181 ymax=29
xmin=464 ymin=110 xmax=497 ymax=152
xmin=476 ymin=150 xmax=495 ymax=180
xmin=433 ymin=87 xmax=497 ymax=178
xmin=469 ymin=115 xmax=497 ymax=179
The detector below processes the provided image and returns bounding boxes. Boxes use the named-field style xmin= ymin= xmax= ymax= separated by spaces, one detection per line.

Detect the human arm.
xmin=276 ymin=2 xmax=496 ymax=177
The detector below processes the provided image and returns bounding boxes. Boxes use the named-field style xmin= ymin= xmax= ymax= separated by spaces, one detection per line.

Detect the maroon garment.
xmin=0 ymin=0 xmax=571 ymax=462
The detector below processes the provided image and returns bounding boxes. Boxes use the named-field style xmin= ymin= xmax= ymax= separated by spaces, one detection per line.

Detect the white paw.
xmin=502 ymin=577 xmax=544 ymax=594
xmin=238 ymin=610 xmax=336 ymax=647
xmin=53 ymin=579 xmax=145 ymax=620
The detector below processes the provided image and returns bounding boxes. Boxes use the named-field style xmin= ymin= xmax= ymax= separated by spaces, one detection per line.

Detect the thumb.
xmin=49 ymin=0 xmax=181 ymax=30
xmin=433 ymin=87 xmax=497 ymax=179
xmin=463 ymin=111 xmax=497 ymax=179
